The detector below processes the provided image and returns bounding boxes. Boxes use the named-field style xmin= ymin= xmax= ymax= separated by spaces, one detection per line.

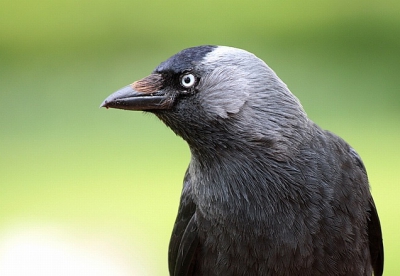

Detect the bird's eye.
xmin=180 ymin=73 xmax=196 ymax=88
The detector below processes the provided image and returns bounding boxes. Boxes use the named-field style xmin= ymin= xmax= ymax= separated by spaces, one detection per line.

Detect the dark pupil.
xmin=184 ymin=76 xmax=191 ymax=84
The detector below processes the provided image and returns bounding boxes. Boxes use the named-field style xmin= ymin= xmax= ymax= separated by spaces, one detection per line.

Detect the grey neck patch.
xmin=196 ymin=65 xmax=250 ymax=118
xmin=193 ymin=46 xmax=310 ymax=161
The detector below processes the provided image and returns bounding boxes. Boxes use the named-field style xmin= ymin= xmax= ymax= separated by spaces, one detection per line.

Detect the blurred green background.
xmin=1 ymin=0 xmax=399 ymax=275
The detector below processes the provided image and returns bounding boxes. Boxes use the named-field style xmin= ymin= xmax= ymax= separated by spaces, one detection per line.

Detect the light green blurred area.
xmin=1 ymin=0 xmax=399 ymax=274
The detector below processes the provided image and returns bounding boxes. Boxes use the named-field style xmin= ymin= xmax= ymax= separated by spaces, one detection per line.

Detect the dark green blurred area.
xmin=1 ymin=0 xmax=399 ymax=274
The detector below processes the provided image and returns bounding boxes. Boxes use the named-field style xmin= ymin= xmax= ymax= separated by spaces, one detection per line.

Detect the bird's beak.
xmin=100 ymin=73 xmax=174 ymax=111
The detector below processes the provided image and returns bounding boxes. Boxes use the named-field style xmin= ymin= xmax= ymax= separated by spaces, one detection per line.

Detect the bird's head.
xmin=101 ymin=46 xmax=310 ymax=160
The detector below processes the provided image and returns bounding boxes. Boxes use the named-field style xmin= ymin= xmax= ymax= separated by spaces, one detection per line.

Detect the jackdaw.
xmin=101 ymin=45 xmax=383 ymax=276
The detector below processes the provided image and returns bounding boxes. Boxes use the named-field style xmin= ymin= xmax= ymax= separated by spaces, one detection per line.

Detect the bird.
xmin=101 ymin=45 xmax=384 ymax=276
